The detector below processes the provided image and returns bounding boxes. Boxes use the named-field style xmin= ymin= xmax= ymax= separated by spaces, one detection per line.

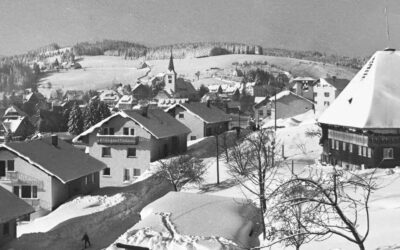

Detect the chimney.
xmin=207 ymin=100 xmax=211 ymax=107
xmin=332 ymin=76 xmax=337 ymax=82
xmin=51 ymin=134 xmax=58 ymax=147
xmin=141 ymin=105 xmax=149 ymax=117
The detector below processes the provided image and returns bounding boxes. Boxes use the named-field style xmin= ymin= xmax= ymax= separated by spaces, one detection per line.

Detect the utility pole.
xmin=274 ymin=89 xmax=277 ymax=131
xmin=216 ymin=133 xmax=220 ymax=185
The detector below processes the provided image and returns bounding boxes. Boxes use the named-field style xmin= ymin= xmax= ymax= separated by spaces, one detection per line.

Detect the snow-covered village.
xmin=1 ymin=1 xmax=400 ymax=250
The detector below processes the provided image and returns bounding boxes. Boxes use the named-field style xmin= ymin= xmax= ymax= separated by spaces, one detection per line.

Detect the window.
xmin=127 ymin=148 xmax=136 ymax=157
xmin=13 ymin=186 xmax=19 ymax=196
xmin=21 ymin=185 xmax=37 ymax=199
xmin=91 ymin=173 xmax=95 ymax=183
xmin=324 ymin=92 xmax=330 ymax=97
xmin=3 ymin=222 xmax=9 ymax=235
xmin=330 ymin=139 xmax=334 ymax=149
xmin=383 ymin=148 xmax=394 ymax=159
xmin=123 ymin=127 xmax=129 ymax=135
xmin=85 ymin=176 xmax=89 ymax=185
xmin=0 ymin=161 xmax=5 ymax=177
xmin=258 ymin=110 xmax=263 ymax=116
xmin=349 ymin=144 xmax=353 ymax=153
xmin=343 ymin=142 xmax=347 ymax=151
xmin=130 ymin=128 xmax=135 ymax=135
xmin=102 ymin=147 xmax=111 ymax=157
xmin=168 ymin=80 xmax=172 ymax=84
xmin=314 ymin=92 xmax=317 ymax=97
xmin=7 ymin=160 xmax=14 ymax=171
xmin=335 ymin=140 xmax=339 ymax=150
xmin=179 ymin=113 xmax=184 ymax=118
xmin=367 ymin=148 xmax=372 ymax=158
xmin=123 ymin=169 xmax=130 ymax=181
xmin=103 ymin=168 xmax=111 ymax=176
xmin=362 ymin=147 xmax=367 ymax=157
xmin=102 ymin=127 xmax=109 ymax=135
xmin=358 ymin=146 xmax=362 ymax=156
xmin=190 ymin=136 xmax=197 ymax=140
xmin=133 ymin=168 xmax=141 ymax=177
xmin=324 ymin=101 xmax=330 ymax=106
xmin=109 ymin=128 xmax=115 ymax=135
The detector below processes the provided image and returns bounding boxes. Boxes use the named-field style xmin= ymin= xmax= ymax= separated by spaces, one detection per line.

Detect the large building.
xmin=0 ymin=186 xmax=34 ymax=247
xmin=0 ymin=135 xmax=105 ymax=215
xmin=319 ymin=49 xmax=400 ymax=169
xmin=166 ymin=102 xmax=231 ymax=140
xmin=73 ymin=108 xmax=191 ymax=187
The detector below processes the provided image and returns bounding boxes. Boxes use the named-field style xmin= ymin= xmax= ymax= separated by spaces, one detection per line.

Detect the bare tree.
xmin=156 ymin=155 xmax=207 ymax=191
xmin=226 ymin=129 xmax=280 ymax=239
xmin=266 ymin=166 xmax=376 ymax=250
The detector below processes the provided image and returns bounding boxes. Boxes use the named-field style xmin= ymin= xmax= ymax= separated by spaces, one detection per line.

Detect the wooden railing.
xmin=97 ymin=135 xmax=139 ymax=145
xmin=328 ymin=129 xmax=400 ymax=146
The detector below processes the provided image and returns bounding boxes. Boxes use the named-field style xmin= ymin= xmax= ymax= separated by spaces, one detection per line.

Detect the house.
xmin=166 ymin=102 xmax=231 ymax=141
xmin=63 ymin=90 xmax=85 ymax=102
xmin=0 ymin=135 xmax=106 ymax=215
xmin=1 ymin=105 xmax=35 ymax=140
xmin=253 ymin=96 xmax=270 ymax=126
xmin=268 ymin=90 xmax=314 ymax=121
xmin=319 ymin=49 xmax=400 ymax=169
xmin=157 ymin=98 xmax=188 ymax=109
xmin=0 ymin=186 xmax=34 ymax=247
xmin=72 ymin=108 xmax=191 ymax=187
xmin=313 ymin=77 xmax=350 ymax=111
xmin=99 ymin=90 xmax=120 ymax=106
xmin=112 ymin=192 xmax=260 ymax=250
xmin=291 ymin=76 xmax=316 ymax=101
xmin=115 ymin=95 xmax=137 ymax=110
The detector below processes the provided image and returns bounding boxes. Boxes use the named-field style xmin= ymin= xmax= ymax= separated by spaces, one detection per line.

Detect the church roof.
xmin=318 ymin=49 xmax=400 ymax=129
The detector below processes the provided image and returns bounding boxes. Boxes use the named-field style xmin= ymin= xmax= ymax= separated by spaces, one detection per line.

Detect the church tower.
xmin=165 ymin=49 xmax=177 ymax=94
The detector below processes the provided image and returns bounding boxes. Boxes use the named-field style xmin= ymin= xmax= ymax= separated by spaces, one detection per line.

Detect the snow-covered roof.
xmin=269 ymin=90 xmax=315 ymax=104
xmin=128 ymin=192 xmax=259 ymax=249
xmin=3 ymin=117 xmax=25 ymax=133
xmin=166 ymin=102 xmax=231 ymax=124
xmin=73 ymin=109 xmax=191 ymax=141
xmin=318 ymin=50 xmax=400 ymax=128
xmin=292 ymin=76 xmax=316 ymax=82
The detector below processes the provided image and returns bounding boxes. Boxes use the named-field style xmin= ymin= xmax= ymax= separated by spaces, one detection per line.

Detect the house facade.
xmin=291 ymin=76 xmax=316 ymax=101
xmin=0 ymin=136 xmax=105 ymax=215
xmin=0 ymin=186 xmax=34 ymax=247
xmin=319 ymin=49 xmax=400 ymax=169
xmin=166 ymin=102 xmax=230 ymax=141
xmin=73 ymin=108 xmax=190 ymax=187
xmin=313 ymin=77 xmax=350 ymax=111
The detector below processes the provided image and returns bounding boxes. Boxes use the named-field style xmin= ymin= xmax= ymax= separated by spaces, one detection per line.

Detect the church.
xmin=319 ymin=48 xmax=400 ymax=169
xmin=159 ymin=51 xmax=197 ymax=100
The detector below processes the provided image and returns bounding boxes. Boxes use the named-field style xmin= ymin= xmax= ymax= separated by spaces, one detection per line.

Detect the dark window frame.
xmin=102 ymin=147 xmax=111 ymax=157
xmin=127 ymin=148 xmax=136 ymax=158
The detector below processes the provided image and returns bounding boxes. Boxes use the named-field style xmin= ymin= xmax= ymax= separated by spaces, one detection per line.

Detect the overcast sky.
xmin=0 ymin=0 xmax=399 ymax=56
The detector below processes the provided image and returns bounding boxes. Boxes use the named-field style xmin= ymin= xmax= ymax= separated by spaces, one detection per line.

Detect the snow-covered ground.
xmin=5 ymin=176 xmax=173 ymax=250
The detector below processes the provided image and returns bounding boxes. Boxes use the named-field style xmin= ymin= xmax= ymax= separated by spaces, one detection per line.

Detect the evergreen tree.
xmin=198 ymin=84 xmax=209 ymax=98
xmin=68 ymin=103 xmax=83 ymax=135
xmin=83 ymin=99 xmax=111 ymax=130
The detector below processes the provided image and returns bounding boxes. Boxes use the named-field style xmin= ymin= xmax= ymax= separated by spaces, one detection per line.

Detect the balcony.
xmin=0 ymin=171 xmax=44 ymax=189
xmin=368 ymin=135 xmax=400 ymax=146
xmin=97 ymin=135 xmax=139 ymax=145
xmin=328 ymin=129 xmax=400 ymax=147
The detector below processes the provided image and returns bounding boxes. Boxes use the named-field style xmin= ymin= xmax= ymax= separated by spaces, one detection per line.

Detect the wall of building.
xmin=0 ymin=150 xmax=53 ymax=211
xmin=150 ymin=134 xmax=188 ymax=161
xmin=204 ymin=122 xmax=229 ymax=137
xmin=0 ymin=219 xmax=16 ymax=247
xmin=174 ymin=107 xmax=204 ymax=140
xmin=86 ymin=117 xmax=152 ymax=187
xmin=314 ymin=79 xmax=338 ymax=111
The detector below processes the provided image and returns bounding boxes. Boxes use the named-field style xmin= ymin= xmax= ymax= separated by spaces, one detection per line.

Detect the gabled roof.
xmin=1 ymin=136 xmax=107 ymax=184
xmin=73 ymin=108 xmax=191 ymax=141
xmin=269 ymin=90 xmax=315 ymax=104
xmin=316 ymin=78 xmax=350 ymax=91
xmin=3 ymin=105 xmax=28 ymax=118
xmin=0 ymin=186 xmax=34 ymax=223
xmin=318 ymin=50 xmax=400 ymax=129
xmin=167 ymin=102 xmax=231 ymax=124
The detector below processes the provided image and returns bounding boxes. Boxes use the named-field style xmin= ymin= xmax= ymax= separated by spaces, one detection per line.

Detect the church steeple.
xmin=168 ymin=49 xmax=175 ymax=72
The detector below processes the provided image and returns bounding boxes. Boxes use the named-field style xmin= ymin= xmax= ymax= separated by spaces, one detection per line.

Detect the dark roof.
xmin=2 ymin=136 xmax=106 ymax=183
xmin=123 ymin=109 xmax=191 ymax=138
xmin=322 ymin=78 xmax=350 ymax=91
xmin=179 ymin=102 xmax=231 ymax=124
xmin=0 ymin=186 xmax=34 ymax=223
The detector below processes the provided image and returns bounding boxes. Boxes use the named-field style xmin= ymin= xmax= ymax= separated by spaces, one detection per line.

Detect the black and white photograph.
xmin=0 ymin=0 xmax=399 ymax=249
